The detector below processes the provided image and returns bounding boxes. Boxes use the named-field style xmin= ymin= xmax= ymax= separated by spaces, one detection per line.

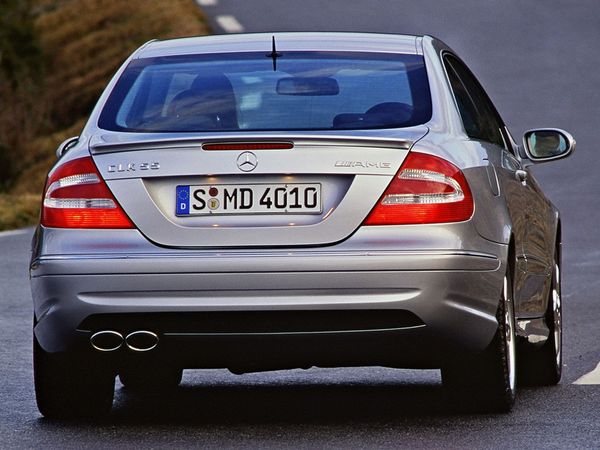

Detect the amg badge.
xmin=335 ymin=161 xmax=392 ymax=168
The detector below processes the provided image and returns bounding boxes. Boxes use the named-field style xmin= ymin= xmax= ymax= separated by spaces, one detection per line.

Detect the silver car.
xmin=30 ymin=32 xmax=574 ymax=418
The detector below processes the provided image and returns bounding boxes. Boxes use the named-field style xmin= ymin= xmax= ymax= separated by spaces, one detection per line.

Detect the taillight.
xmin=41 ymin=156 xmax=133 ymax=228
xmin=364 ymin=151 xmax=473 ymax=225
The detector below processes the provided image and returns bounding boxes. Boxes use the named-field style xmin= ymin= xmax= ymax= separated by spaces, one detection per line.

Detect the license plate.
xmin=176 ymin=183 xmax=322 ymax=216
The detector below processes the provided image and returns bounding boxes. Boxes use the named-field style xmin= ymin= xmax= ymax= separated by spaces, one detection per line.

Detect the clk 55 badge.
xmin=107 ymin=162 xmax=160 ymax=173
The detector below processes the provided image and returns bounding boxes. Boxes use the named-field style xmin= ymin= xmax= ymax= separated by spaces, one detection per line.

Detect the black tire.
xmin=442 ymin=272 xmax=517 ymax=412
xmin=34 ymin=334 xmax=115 ymax=419
xmin=119 ymin=365 xmax=183 ymax=391
xmin=518 ymin=252 xmax=562 ymax=386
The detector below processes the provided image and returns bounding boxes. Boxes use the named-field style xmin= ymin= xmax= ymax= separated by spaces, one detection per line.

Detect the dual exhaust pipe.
xmin=90 ymin=330 xmax=159 ymax=352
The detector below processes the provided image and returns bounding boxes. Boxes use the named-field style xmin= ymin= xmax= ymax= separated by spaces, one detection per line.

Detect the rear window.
xmin=98 ymin=52 xmax=432 ymax=132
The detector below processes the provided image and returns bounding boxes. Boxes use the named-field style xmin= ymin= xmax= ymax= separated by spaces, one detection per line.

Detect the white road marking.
xmin=196 ymin=0 xmax=218 ymax=5
xmin=574 ymin=361 xmax=600 ymax=385
xmin=216 ymin=15 xmax=244 ymax=33
xmin=0 ymin=228 xmax=29 ymax=238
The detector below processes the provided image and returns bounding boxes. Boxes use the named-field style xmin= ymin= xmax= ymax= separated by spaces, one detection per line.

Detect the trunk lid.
xmin=91 ymin=128 xmax=427 ymax=247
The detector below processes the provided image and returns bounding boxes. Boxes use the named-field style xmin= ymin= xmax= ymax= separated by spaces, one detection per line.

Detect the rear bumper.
xmin=31 ymin=244 xmax=507 ymax=369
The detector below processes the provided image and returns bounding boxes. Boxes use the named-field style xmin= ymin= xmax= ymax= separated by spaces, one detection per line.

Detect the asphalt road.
xmin=2 ymin=0 xmax=600 ymax=447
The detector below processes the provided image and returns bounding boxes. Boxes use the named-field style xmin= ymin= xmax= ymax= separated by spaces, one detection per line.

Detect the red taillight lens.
xmin=41 ymin=156 xmax=134 ymax=228
xmin=364 ymin=151 xmax=473 ymax=225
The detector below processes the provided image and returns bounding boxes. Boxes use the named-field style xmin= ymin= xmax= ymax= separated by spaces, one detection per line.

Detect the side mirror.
xmin=56 ymin=136 xmax=79 ymax=159
xmin=522 ymin=129 xmax=575 ymax=163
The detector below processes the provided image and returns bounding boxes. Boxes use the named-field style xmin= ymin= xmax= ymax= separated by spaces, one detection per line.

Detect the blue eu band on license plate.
xmin=175 ymin=183 xmax=322 ymax=216
xmin=176 ymin=185 xmax=190 ymax=215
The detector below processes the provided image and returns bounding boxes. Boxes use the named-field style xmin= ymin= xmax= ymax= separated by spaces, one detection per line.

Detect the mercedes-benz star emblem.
xmin=236 ymin=151 xmax=258 ymax=172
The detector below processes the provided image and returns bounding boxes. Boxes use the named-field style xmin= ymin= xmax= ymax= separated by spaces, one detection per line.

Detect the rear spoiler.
xmin=89 ymin=129 xmax=429 ymax=154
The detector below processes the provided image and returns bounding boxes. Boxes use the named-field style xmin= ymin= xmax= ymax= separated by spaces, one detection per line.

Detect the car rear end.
xmin=30 ymin=33 xmax=509 ymax=416
xmin=32 ymin=136 xmax=506 ymax=367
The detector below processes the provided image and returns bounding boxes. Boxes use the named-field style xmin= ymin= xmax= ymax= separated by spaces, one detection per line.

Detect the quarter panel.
xmin=519 ymin=172 xmax=557 ymax=317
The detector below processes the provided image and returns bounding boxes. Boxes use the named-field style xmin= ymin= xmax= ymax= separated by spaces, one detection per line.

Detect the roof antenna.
xmin=266 ymin=35 xmax=282 ymax=71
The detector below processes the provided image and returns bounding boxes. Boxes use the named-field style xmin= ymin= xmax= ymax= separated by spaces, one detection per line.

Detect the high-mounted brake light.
xmin=364 ymin=151 xmax=473 ymax=225
xmin=202 ymin=142 xmax=294 ymax=151
xmin=41 ymin=156 xmax=133 ymax=228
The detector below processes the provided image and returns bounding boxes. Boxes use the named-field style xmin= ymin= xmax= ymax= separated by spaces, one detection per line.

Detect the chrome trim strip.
xmin=164 ymin=325 xmax=426 ymax=337
xmin=34 ymin=250 xmax=498 ymax=261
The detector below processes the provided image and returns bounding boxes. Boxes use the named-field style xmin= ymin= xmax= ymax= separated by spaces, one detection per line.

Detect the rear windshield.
xmin=98 ymin=52 xmax=432 ymax=132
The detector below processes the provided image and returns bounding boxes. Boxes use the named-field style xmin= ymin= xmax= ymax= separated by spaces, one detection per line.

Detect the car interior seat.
xmin=168 ymin=73 xmax=239 ymax=130
xmin=332 ymin=102 xmax=414 ymax=129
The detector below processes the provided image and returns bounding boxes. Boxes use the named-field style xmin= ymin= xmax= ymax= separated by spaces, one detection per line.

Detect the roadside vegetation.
xmin=0 ymin=0 xmax=209 ymax=230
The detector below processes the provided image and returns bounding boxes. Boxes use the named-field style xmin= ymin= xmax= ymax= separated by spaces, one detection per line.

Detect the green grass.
xmin=0 ymin=0 xmax=210 ymax=231
xmin=0 ymin=194 xmax=41 ymax=231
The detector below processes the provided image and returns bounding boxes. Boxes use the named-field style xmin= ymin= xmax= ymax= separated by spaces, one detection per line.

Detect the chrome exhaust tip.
xmin=90 ymin=330 xmax=123 ymax=352
xmin=125 ymin=330 xmax=159 ymax=352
